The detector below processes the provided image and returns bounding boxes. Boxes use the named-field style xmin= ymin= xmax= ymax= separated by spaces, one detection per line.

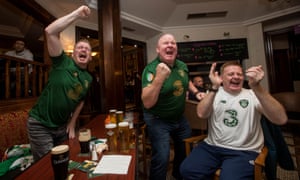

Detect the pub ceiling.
xmin=0 ymin=0 xmax=299 ymax=50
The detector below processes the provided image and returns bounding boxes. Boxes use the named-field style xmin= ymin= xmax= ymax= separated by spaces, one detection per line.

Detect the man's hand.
xmin=155 ymin=63 xmax=171 ymax=83
xmin=66 ymin=124 xmax=76 ymax=139
xmin=76 ymin=5 xmax=91 ymax=19
xmin=195 ymin=92 xmax=206 ymax=101
xmin=245 ymin=65 xmax=264 ymax=87
xmin=209 ymin=63 xmax=222 ymax=89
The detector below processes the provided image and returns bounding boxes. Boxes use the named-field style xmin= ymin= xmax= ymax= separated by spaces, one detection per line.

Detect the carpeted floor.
xmin=279 ymin=123 xmax=300 ymax=180
xmin=276 ymin=129 xmax=299 ymax=180
xmin=138 ymin=124 xmax=300 ymax=180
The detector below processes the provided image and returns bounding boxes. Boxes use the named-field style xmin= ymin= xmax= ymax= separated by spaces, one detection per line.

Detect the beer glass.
xmin=109 ymin=109 xmax=117 ymax=124
xmin=105 ymin=123 xmax=118 ymax=152
xmin=118 ymin=121 xmax=129 ymax=152
xmin=78 ymin=128 xmax=91 ymax=154
xmin=116 ymin=111 xmax=124 ymax=124
xmin=51 ymin=145 xmax=69 ymax=180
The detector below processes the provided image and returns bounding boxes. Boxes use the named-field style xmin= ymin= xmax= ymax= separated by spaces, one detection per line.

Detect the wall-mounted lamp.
xmin=183 ymin=34 xmax=190 ymax=41
xmin=91 ymin=52 xmax=98 ymax=56
xmin=223 ymin=32 xmax=230 ymax=37
xmin=65 ymin=49 xmax=73 ymax=56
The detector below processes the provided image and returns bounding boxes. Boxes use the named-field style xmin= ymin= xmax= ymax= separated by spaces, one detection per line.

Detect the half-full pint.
xmin=51 ymin=145 xmax=69 ymax=180
xmin=78 ymin=128 xmax=91 ymax=154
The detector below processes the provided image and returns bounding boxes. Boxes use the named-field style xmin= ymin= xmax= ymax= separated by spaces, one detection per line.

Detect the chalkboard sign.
xmin=177 ymin=38 xmax=248 ymax=62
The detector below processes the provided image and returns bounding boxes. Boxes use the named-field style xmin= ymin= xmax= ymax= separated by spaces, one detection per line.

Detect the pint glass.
xmin=78 ymin=128 xmax=91 ymax=154
xmin=105 ymin=123 xmax=118 ymax=152
xmin=51 ymin=145 xmax=69 ymax=180
xmin=118 ymin=121 xmax=129 ymax=152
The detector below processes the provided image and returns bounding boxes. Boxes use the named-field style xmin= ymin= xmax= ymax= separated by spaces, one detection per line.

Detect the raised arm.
xmin=246 ymin=66 xmax=287 ymax=125
xmin=197 ymin=63 xmax=222 ymax=118
xmin=45 ymin=5 xmax=91 ymax=57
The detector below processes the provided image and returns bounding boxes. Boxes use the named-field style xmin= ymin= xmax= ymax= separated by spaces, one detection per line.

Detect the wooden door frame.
xmin=122 ymin=37 xmax=147 ymax=112
xmin=265 ymin=27 xmax=294 ymax=93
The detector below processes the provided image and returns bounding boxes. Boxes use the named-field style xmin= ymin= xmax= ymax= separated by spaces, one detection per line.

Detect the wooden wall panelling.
xmin=98 ymin=0 xmax=124 ymax=113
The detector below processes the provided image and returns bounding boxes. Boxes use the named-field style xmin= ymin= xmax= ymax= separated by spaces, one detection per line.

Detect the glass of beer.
xmin=109 ymin=109 xmax=117 ymax=124
xmin=116 ymin=111 xmax=124 ymax=124
xmin=51 ymin=145 xmax=69 ymax=180
xmin=105 ymin=123 xmax=118 ymax=152
xmin=118 ymin=121 xmax=129 ymax=153
xmin=78 ymin=128 xmax=91 ymax=154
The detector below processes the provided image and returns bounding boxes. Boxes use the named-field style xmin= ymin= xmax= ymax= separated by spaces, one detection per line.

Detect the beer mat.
xmin=68 ymin=160 xmax=103 ymax=178
xmin=68 ymin=160 xmax=81 ymax=170
xmin=76 ymin=160 xmax=98 ymax=173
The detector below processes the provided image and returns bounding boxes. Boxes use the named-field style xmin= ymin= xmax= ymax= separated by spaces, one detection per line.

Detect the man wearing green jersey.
xmin=27 ymin=5 xmax=93 ymax=161
xmin=141 ymin=34 xmax=199 ymax=179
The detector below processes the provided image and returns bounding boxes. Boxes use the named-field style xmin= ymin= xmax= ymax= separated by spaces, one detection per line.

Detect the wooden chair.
xmin=272 ymin=92 xmax=300 ymax=124
xmin=184 ymin=135 xmax=268 ymax=180
xmin=184 ymin=100 xmax=207 ymax=134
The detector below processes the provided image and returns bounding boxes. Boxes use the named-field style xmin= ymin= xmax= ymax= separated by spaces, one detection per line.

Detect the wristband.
xmin=209 ymin=87 xmax=218 ymax=93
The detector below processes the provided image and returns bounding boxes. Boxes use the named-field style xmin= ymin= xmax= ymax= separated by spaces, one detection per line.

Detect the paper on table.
xmin=93 ymin=155 xmax=132 ymax=174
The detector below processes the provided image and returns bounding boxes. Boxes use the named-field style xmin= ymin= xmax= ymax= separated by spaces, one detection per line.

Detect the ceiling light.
xmin=187 ymin=11 xmax=227 ymax=20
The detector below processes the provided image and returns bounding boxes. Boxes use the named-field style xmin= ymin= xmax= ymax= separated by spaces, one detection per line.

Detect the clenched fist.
xmin=155 ymin=63 xmax=171 ymax=82
xmin=76 ymin=5 xmax=91 ymax=19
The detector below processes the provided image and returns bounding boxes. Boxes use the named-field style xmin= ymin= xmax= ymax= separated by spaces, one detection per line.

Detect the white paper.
xmin=93 ymin=155 xmax=132 ymax=174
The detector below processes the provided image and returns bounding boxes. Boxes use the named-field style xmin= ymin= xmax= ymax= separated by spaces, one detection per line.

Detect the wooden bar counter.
xmin=16 ymin=114 xmax=137 ymax=180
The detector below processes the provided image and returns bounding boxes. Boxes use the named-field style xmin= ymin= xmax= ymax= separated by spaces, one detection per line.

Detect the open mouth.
xmin=79 ymin=54 xmax=87 ymax=58
xmin=166 ymin=50 xmax=174 ymax=56
xmin=78 ymin=54 xmax=87 ymax=61
xmin=230 ymin=80 xmax=241 ymax=87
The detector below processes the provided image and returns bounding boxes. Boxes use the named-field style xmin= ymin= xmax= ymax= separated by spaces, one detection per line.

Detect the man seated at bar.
xmin=187 ymin=75 xmax=207 ymax=101
xmin=180 ymin=61 xmax=287 ymax=179
xmin=27 ymin=5 xmax=93 ymax=161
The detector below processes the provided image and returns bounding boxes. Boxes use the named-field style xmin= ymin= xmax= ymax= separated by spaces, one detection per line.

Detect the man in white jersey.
xmin=180 ymin=61 xmax=287 ymax=180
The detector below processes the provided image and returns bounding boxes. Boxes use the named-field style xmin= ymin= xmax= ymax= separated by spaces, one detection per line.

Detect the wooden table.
xmin=16 ymin=114 xmax=138 ymax=180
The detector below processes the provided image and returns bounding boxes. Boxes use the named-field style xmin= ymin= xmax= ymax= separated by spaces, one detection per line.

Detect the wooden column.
xmin=98 ymin=0 xmax=124 ymax=113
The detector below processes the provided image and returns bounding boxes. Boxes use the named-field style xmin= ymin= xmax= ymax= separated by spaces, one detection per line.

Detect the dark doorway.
xmin=122 ymin=38 xmax=147 ymax=113
xmin=265 ymin=27 xmax=300 ymax=93
xmin=273 ymin=49 xmax=293 ymax=92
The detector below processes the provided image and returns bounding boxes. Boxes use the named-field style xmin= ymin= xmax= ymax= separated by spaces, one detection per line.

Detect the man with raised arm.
xmin=27 ymin=5 xmax=93 ymax=161
xmin=180 ymin=61 xmax=287 ymax=179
